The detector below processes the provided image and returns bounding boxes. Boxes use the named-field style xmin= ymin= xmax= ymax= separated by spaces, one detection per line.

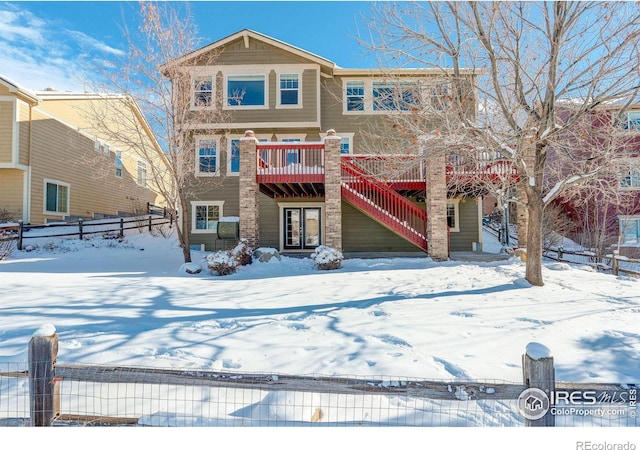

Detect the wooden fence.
xmin=0 ymin=204 xmax=174 ymax=251
xmin=542 ymin=246 xmax=640 ymax=278
xmin=2 ymin=330 xmax=634 ymax=427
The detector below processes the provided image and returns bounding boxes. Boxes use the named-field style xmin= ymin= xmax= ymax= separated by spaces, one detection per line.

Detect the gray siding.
xmin=449 ymin=198 xmax=481 ymax=252
xmin=342 ymin=201 xmax=425 ymax=253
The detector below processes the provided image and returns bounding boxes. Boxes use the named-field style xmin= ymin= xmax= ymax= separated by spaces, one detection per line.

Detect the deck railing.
xmin=256 ymin=142 xmax=325 ymax=183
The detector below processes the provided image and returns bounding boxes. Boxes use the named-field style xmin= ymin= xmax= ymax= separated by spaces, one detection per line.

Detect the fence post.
xmin=18 ymin=220 xmax=23 ymax=251
xmin=78 ymin=218 xmax=83 ymax=240
xmin=28 ymin=325 xmax=59 ymax=426
xmin=521 ymin=342 xmax=555 ymax=427
xmin=120 ymin=218 xmax=124 ymax=239
xmin=612 ymin=251 xmax=619 ymax=276
xmin=148 ymin=215 xmax=152 ymax=232
xmin=557 ymin=246 xmax=563 ymax=261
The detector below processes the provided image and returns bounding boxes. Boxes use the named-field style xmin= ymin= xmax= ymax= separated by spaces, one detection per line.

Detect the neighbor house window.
xmin=619 ymin=216 xmax=640 ymax=244
xmin=193 ymin=76 xmax=213 ymax=108
xmin=447 ymin=199 xmax=460 ymax=232
xmin=618 ymin=111 xmax=640 ymax=131
xmin=340 ymin=137 xmax=352 ymax=154
xmin=227 ymin=74 xmax=266 ymax=107
xmin=115 ymin=150 xmax=123 ymax=177
xmin=44 ymin=180 xmax=69 ymax=215
xmin=279 ymin=73 xmax=300 ymax=106
xmin=137 ymin=160 xmax=147 ymax=187
xmin=345 ymin=80 xmax=365 ymax=112
xmin=620 ymin=165 xmax=640 ymax=189
xmin=191 ymin=201 xmax=224 ymax=233
xmin=196 ymin=138 xmax=219 ymax=176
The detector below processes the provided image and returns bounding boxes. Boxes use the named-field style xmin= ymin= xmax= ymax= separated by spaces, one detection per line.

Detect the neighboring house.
xmin=0 ymin=75 xmax=165 ymax=225
xmin=555 ymin=107 xmax=640 ymax=256
xmin=167 ymin=29 xmax=515 ymax=258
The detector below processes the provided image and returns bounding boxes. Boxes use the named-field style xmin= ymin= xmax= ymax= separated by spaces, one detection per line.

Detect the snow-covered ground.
xmin=1 ymin=225 xmax=638 ymax=439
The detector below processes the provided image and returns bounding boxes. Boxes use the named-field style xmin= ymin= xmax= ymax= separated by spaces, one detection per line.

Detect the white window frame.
xmin=616 ymin=111 xmax=640 ymax=132
xmin=115 ymin=150 xmax=123 ymax=178
xmin=43 ymin=179 xmax=70 ymax=216
xmin=447 ymin=198 xmax=460 ymax=233
xmin=343 ymin=78 xmax=446 ymax=115
xmin=192 ymin=75 xmax=214 ymax=109
xmin=191 ymin=201 xmax=224 ymax=234
xmin=224 ymin=73 xmax=268 ymax=110
xmin=195 ymin=136 xmax=220 ymax=177
xmin=321 ymin=132 xmax=354 ymax=155
xmin=277 ymin=72 xmax=302 ymax=109
xmin=619 ymin=215 xmax=640 ymax=244
xmin=137 ymin=160 xmax=147 ymax=187
xmin=227 ymin=134 xmax=270 ymax=176
xmin=619 ymin=161 xmax=640 ymax=190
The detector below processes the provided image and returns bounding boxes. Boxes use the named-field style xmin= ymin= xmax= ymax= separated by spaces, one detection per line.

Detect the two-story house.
xmin=0 ymin=75 xmax=165 ymax=225
xmin=168 ymin=29 xmax=517 ymax=259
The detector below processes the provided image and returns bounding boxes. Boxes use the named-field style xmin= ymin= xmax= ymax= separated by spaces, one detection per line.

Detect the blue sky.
xmin=0 ymin=1 xmax=378 ymax=92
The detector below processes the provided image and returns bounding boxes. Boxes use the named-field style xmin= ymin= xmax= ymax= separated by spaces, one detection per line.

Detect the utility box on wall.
xmin=217 ymin=221 xmax=239 ymax=240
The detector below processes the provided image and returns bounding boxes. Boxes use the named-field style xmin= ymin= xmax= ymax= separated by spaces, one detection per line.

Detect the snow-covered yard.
xmin=0 ymin=226 xmax=638 ymax=434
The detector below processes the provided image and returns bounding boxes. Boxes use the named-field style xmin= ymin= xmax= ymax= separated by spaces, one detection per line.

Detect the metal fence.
xmin=0 ymin=336 xmax=636 ymax=427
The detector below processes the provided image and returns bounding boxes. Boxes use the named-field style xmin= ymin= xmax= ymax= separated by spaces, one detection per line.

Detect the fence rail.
xmin=542 ymin=246 xmax=640 ymax=278
xmin=0 ymin=207 xmax=174 ymax=251
xmin=1 ymin=331 xmax=636 ymax=427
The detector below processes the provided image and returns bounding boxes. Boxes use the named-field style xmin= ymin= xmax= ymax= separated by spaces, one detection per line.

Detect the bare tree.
xmin=363 ymin=1 xmax=640 ymax=285
xmin=82 ymin=1 xmax=231 ymax=263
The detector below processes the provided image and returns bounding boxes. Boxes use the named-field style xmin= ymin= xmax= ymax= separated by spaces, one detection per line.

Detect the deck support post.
xmin=323 ymin=130 xmax=343 ymax=251
xmin=426 ymin=154 xmax=449 ymax=261
xmin=240 ymin=131 xmax=260 ymax=248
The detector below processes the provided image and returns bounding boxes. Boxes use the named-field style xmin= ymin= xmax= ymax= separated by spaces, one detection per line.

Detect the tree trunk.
xmin=178 ymin=194 xmax=192 ymax=263
xmin=525 ymin=192 xmax=544 ymax=286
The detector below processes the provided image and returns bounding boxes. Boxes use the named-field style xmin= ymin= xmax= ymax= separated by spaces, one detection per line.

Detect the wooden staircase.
xmin=341 ymin=159 xmax=428 ymax=252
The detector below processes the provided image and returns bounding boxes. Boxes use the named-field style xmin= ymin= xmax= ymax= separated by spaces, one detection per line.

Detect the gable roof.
xmin=0 ymin=75 xmax=39 ymax=104
xmin=163 ymin=29 xmax=337 ymax=74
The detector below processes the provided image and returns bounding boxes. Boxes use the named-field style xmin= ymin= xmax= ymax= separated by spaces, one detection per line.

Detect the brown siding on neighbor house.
xmin=0 ymin=169 xmax=24 ymax=218
xmin=0 ymin=100 xmax=14 ymax=163
xmin=17 ymin=101 xmax=32 ymax=167
xmin=27 ymin=109 xmax=157 ymax=224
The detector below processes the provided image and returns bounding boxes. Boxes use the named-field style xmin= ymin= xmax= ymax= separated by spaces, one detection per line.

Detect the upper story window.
xmin=346 ymin=81 xmax=365 ymax=112
xmin=620 ymin=165 xmax=640 ymax=189
xmin=227 ymin=74 xmax=266 ymax=107
xmin=373 ymin=81 xmax=419 ymax=112
xmin=94 ymin=139 xmax=109 ymax=154
xmin=115 ymin=151 xmax=123 ymax=178
xmin=44 ymin=180 xmax=69 ymax=215
xmin=344 ymin=79 xmax=450 ymax=114
xmin=137 ymin=160 xmax=147 ymax=187
xmin=279 ymin=73 xmax=300 ymax=107
xmin=193 ymin=76 xmax=213 ymax=108
xmin=196 ymin=137 xmax=219 ymax=176
xmin=617 ymin=111 xmax=640 ymax=131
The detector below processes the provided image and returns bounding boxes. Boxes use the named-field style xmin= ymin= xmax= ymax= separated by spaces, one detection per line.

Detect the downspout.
xmin=25 ymin=103 xmax=33 ymax=223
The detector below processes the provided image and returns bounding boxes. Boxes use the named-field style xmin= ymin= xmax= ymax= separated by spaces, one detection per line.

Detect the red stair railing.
xmin=341 ymin=159 xmax=428 ymax=252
